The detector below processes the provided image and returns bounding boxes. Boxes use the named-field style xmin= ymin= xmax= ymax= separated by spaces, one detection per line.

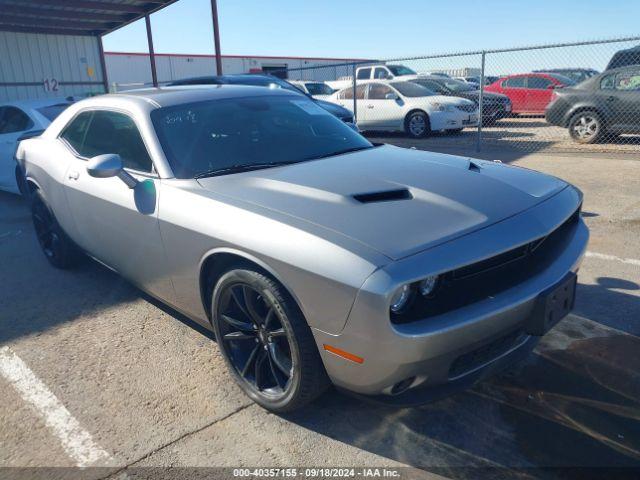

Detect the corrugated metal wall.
xmin=105 ymin=53 xmax=361 ymax=89
xmin=0 ymin=31 xmax=105 ymax=102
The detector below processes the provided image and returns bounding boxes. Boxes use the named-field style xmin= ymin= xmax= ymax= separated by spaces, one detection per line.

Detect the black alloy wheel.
xmin=31 ymin=191 xmax=82 ymax=269
xmin=218 ymin=281 xmax=293 ymax=395
xmin=212 ymin=268 xmax=329 ymax=412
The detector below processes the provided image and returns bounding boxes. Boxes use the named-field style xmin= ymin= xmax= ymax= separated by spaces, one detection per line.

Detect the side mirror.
xmin=87 ymin=154 xmax=138 ymax=189
xmin=385 ymin=92 xmax=399 ymax=100
xmin=387 ymin=74 xmax=395 ymax=80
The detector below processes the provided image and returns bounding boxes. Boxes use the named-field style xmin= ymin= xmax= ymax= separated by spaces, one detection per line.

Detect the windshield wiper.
xmin=303 ymin=145 xmax=375 ymax=161
xmin=194 ymin=161 xmax=297 ymax=179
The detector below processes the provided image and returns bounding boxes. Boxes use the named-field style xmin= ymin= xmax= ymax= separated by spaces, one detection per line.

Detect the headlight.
xmin=419 ymin=275 xmax=439 ymax=296
xmin=390 ymin=284 xmax=413 ymax=313
xmin=430 ymin=102 xmax=453 ymax=112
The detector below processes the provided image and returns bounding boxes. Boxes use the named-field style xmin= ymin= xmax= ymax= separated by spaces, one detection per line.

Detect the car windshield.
xmin=387 ymin=65 xmax=417 ymax=76
xmin=390 ymin=82 xmax=435 ymax=97
xmin=305 ymin=83 xmax=335 ymax=96
xmin=36 ymin=103 xmax=71 ymax=121
xmin=151 ymin=94 xmax=373 ymax=179
xmin=440 ymin=79 xmax=476 ymax=92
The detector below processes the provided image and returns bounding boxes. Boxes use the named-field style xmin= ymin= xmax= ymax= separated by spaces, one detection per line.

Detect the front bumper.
xmin=312 ymin=186 xmax=588 ymax=401
xmin=481 ymin=101 xmax=511 ymax=119
xmin=430 ymin=110 xmax=479 ymax=130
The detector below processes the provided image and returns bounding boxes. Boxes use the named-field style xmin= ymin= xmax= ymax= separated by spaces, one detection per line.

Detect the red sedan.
xmin=485 ymin=73 xmax=575 ymax=115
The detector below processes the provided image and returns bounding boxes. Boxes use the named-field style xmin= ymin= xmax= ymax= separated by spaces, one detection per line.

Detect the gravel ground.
xmin=0 ymin=145 xmax=638 ymax=479
xmin=365 ymin=116 xmax=640 ymax=156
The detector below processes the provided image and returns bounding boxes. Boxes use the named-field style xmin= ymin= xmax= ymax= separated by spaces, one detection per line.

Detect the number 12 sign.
xmin=43 ymin=78 xmax=59 ymax=92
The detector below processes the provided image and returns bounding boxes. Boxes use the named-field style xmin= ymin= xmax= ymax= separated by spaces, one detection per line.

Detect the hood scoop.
xmin=468 ymin=160 xmax=481 ymax=172
xmin=352 ymin=188 xmax=412 ymax=204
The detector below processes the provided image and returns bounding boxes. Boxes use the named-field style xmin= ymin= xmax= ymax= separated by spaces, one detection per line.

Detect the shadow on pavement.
xmin=575 ymin=277 xmax=640 ymax=335
xmin=284 ymin=333 xmax=640 ymax=479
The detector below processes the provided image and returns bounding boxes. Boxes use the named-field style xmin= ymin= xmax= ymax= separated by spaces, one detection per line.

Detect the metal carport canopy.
xmin=0 ymin=1 xmax=223 ymax=92
xmin=0 ymin=1 xmax=179 ymax=37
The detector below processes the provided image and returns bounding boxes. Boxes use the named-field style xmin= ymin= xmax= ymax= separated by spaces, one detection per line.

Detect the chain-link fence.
xmin=277 ymin=36 xmax=640 ymax=156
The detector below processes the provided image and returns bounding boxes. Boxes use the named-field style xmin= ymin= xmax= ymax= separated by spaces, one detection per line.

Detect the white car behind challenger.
xmin=0 ymin=98 xmax=73 ymax=194
xmin=328 ymin=81 xmax=479 ymax=138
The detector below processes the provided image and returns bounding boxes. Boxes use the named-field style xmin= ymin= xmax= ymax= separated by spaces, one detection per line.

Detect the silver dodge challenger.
xmin=16 ymin=85 xmax=589 ymax=412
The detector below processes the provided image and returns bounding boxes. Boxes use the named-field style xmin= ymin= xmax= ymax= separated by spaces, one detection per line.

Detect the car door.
xmin=59 ymin=109 xmax=173 ymax=299
xmin=525 ymin=76 xmax=554 ymax=113
xmin=334 ymin=84 xmax=367 ymax=127
xmin=608 ymin=69 xmax=640 ymax=130
xmin=501 ymin=76 xmax=527 ymax=112
xmin=373 ymin=67 xmax=391 ymax=80
xmin=362 ymin=83 xmax=404 ymax=129
xmin=0 ymin=106 xmax=34 ymax=192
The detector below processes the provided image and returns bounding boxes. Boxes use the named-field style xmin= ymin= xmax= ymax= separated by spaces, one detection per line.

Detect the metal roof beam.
xmin=0 ymin=5 xmax=133 ymax=22
xmin=0 ymin=25 xmax=97 ymax=36
xmin=0 ymin=14 xmax=114 ymax=31
xmin=12 ymin=1 xmax=148 ymax=14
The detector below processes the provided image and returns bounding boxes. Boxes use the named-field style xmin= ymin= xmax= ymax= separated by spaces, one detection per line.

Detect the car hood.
xmin=314 ymin=98 xmax=352 ymax=119
xmin=197 ymin=145 xmax=567 ymax=260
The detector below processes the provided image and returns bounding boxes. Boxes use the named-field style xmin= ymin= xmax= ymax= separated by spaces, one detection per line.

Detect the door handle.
xmin=366 ymin=104 xmax=374 ymax=109
xmin=68 ymin=170 xmax=80 ymax=180
xmin=606 ymin=96 xmax=616 ymax=102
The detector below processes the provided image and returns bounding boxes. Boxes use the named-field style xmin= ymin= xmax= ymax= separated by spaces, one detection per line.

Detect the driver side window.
xmin=60 ymin=110 xmax=153 ymax=173
xmin=367 ymin=83 xmax=394 ymax=100
xmin=373 ymin=68 xmax=389 ymax=79
xmin=0 ymin=107 xmax=33 ymax=134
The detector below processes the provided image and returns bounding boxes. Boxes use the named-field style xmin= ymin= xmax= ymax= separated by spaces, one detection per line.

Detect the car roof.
xmin=1 ymin=97 xmax=73 ymax=109
xmin=80 ymin=85 xmax=298 ymax=109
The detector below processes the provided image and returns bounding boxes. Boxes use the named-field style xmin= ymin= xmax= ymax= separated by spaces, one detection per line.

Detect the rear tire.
xmin=15 ymin=166 xmax=28 ymax=198
xmin=404 ymin=111 xmax=430 ymax=138
xmin=31 ymin=190 xmax=82 ymax=269
xmin=211 ymin=267 xmax=330 ymax=412
xmin=568 ymin=110 xmax=604 ymax=144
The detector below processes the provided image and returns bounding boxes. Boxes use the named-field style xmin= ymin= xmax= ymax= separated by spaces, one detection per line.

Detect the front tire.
xmin=31 ymin=191 xmax=82 ymax=269
xmin=568 ymin=110 xmax=604 ymax=144
xmin=211 ymin=267 xmax=329 ymax=412
xmin=404 ymin=111 xmax=430 ymax=138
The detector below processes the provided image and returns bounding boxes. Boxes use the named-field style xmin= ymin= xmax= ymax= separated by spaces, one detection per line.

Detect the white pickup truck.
xmin=326 ymin=64 xmax=422 ymax=90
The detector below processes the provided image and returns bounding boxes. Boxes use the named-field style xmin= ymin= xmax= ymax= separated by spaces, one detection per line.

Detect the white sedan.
xmin=1 ymin=98 xmax=73 ymax=194
xmin=328 ymin=81 xmax=479 ymax=138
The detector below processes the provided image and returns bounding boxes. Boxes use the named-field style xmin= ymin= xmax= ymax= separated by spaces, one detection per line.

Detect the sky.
xmin=103 ymin=0 xmax=640 ymax=73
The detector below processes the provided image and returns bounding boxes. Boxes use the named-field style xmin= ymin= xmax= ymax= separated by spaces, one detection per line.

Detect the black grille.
xmin=449 ymin=329 xmax=526 ymax=379
xmin=456 ymin=104 xmax=477 ymax=113
xmin=392 ymin=206 xmax=581 ymax=324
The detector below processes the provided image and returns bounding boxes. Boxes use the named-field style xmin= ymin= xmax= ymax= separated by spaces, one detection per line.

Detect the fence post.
xmin=476 ymin=51 xmax=486 ymax=153
xmin=352 ymin=63 xmax=357 ymax=124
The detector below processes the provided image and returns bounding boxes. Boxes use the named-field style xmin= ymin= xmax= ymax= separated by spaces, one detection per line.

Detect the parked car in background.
xmin=454 ymin=77 xmax=480 ymax=87
xmin=17 ymin=85 xmax=588 ymax=412
xmin=534 ymin=69 xmax=599 ymax=84
xmin=425 ymin=72 xmax=452 ymax=78
xmin=607 ymin=45 xmax=640 ymax=70
xmin=327 ymin=64 xmax=421 ymax=91
xmin=168 ymin=75 xmax=356 ymax=129
xmin=546 ymin=66 xmax=640 ymax=144
xmin=412 ymin=76 xmax=511 ymax=124
xmin=290 ymin=81 xmax=336 ymax=99
xmin=329 ymin=81 xmax=478 ymax=138
xmin=485 ymin=73 xmax=575 ymax=114
xmin=1 ymin=98 xmax=73 ymax=194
